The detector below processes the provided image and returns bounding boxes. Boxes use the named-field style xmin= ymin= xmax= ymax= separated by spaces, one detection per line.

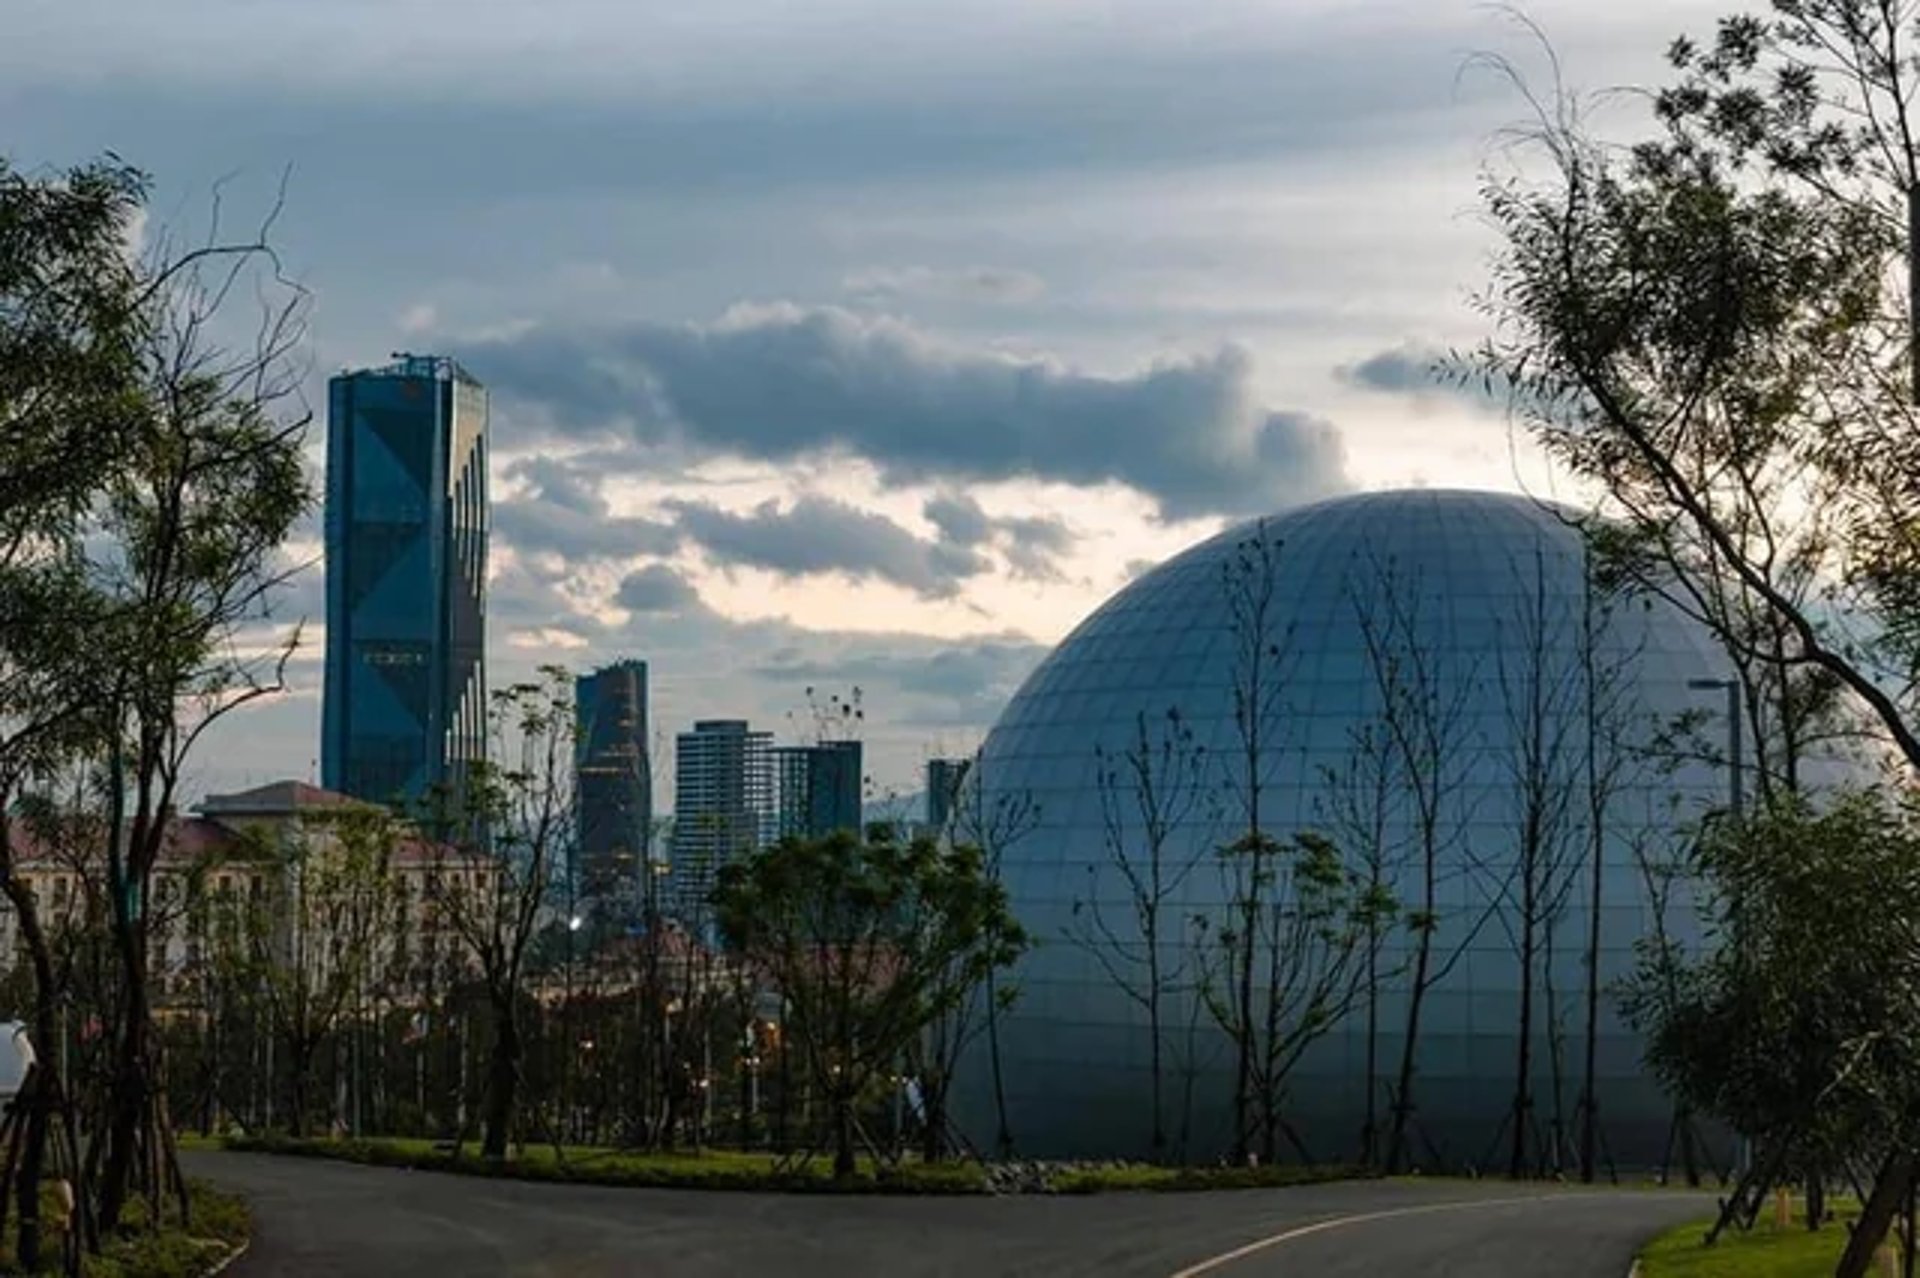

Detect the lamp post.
xmin=1687 ymin=676 xmax=1746 ymax=1179
xmin=1686 ymin=678 xmax=1744 ymax=821
xmin=563 ymin=912 xmax=582 ymax=1145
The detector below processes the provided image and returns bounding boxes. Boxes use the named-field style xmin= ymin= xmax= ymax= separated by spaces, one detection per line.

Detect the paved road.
xmin=184 ymin=1151 xmax=1711 ymax=1277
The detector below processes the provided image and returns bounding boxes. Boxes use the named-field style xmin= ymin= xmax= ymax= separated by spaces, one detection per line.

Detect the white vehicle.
xmin=0 ymin=1022 xmax=36 ymax=1110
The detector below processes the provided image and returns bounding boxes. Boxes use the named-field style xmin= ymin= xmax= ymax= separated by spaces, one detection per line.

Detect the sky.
xmin=4 ymin=0 xmax=1726 ymax=805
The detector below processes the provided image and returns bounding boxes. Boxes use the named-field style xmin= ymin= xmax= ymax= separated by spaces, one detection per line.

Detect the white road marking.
xmin=1167 ymin=1193 xmax=1575 ymax=1277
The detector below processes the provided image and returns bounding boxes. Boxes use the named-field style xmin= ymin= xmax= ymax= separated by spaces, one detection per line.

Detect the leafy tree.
xmin=0 ymin=153 xmax=150 ymax=1271
xmin=1470 ymin=3 xmax=1920 ymax=1261
xmin=213 ymin=806 xmax=400 ymax=1138
xmin=89 ymin=217 xmax=311 ymax=1233
xmin=1200 ymin=830 xmax=1396 ymax=1165
xmin=1625 ymin=791 xmax=1920 ymax=1247
xmin=713 ymin=827 xmax=1025 ymax=1179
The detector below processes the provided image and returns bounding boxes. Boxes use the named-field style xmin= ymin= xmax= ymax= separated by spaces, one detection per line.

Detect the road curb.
xmin=199 ymin=1237 xmax=250 ymax=1278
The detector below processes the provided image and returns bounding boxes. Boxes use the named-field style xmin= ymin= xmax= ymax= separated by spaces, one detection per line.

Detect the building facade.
xmin=575 ymin=661 xmax=654 ymax=915
xmin=925 ymin=757 xmax=970 ymax=834
xmin=0 ymin=781 xmax=493 ymax=1009
xmin=955 ymin=489 xmax=1776 ymax=1167
xmin=772 ymin=741 xmax=863 ymax=841
xmin=669 ymin=720 xmax=772 ymax=920
xmin=322 ymin=354 xmax=489 ymax=811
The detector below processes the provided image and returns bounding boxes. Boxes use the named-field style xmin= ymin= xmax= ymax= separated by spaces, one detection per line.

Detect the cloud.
xmin=753 ymin=635 xmax=1045 ymax=726
xmin=397 ymin=302 xmax=438 ymax=335
xmin=615 ymin=563 xmax=703 ymax=614
xmin=464 ymin=304 xmax=1349 ymax=519
xmin=923 ymin=492 xmax=992 ymax=547
xmin=666 ymin=494 xmax=990 ymax=599
xmin=996 ymin=514 xmax=1075 ymax=582
xmin=1339 ymin=342 xmax=1511 ymax=413
xmin=495 ymin=455 xmax=681 ymax=562
xmin=843 ymin=265 xmax=1046 ymax=305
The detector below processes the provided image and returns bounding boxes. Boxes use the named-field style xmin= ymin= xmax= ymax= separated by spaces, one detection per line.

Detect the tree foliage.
xmin=713 ymin=827 xmax=1025 ymax=1178
xmin=1627 ymin=792 xmax=1920 ymax=1235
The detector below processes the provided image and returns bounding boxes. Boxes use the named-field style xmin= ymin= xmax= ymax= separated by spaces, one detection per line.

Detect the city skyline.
xmin=3 ymin=0 xmax=1729 ymax=802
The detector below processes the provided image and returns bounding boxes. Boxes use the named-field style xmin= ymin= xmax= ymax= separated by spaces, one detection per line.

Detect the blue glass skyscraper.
xmin=322 ymin=354 xmax=489 ymax=809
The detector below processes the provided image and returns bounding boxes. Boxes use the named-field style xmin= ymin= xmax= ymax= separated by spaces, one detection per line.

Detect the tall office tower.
xmin=576 ymin=661 xmax=652 ymax=915
xmin=670 ymin=720 xmax=772 ymax=918
xmin=321 ymin=354 xmax=488 ymax=810
xmin=926 ymin=756 xmax=971 ymax=833
xmin=772 ymin=740 xmax=863 ymax=840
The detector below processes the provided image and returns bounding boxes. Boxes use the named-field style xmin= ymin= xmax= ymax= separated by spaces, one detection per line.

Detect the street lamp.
xmin=1688 ymin=676 xmax=1747 ymax=1179
xmin=1686 ymin=678 xmax=1744 ymax=820
xmin=564 ymin=913 xmax=584 ymax=1144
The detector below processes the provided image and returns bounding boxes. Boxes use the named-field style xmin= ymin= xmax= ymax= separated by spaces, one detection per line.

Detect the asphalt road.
xmin=183 ymin=1151 xmax=1712 ymax=1277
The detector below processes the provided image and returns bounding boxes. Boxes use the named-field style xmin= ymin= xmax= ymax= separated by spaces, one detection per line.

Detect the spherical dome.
xmin=958 ymin=489 xmax=1741 ymax=1168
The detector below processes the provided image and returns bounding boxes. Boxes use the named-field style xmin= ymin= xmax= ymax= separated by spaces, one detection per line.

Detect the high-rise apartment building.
xmin=576 ymin=661 xmax=652 ymax=914
xmin=926 ymin=756 xmax=971 ymax=833
xmin=772 ymin=740 xmax=863 ymax=841
xmin=321 ymin=354 xmax=488 ymax=809
xmin=670 ymin=720 xmax=772 ymax=918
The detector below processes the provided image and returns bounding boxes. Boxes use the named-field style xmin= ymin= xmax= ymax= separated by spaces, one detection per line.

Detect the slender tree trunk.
xmin=97 ymin=929 xmax=150 ymax=1232
xmin=985 ymin=972 xmax=1012 ymax=1158
xmin=832 ymin=1090 xmax=856 ymax=1179
xmin=1578 ymin=568 xmax=1606 ymax=1185
xmin=1361 ymin=931 xmax=1379 ymax=1166
xmin=1837 ymin=1147 xmax=1914 ymax=1278
xmin=922 ymin=1073 xmax=946 ymax=1164
xmin=1385 ymin=851 xmax=1435 ymax=1175
xmin=1147 ymin=934 xmax=1165 ymax=1162
xmin=482 ymin=997 xmax=521 ymax=1159
xmin=1509 ymin=894 xmax=1536 ymax=1179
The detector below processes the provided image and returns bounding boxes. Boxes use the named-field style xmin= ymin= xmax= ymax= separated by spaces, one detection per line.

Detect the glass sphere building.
xmin=957 ymin=489 xmax=1740 ymax=1169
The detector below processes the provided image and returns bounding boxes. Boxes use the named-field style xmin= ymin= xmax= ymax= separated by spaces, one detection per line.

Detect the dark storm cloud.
xmin=615 ymin=563 xmax=703 ymax=614
xmin=665 ymin=494 xmax=991 ymax=599
xmin=465 ymin=306 xmax=1349 ymax=519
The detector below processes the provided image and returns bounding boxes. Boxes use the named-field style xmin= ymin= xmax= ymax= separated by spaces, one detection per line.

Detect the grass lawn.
xmin=1049 ymin=1162 xmax=1374 ymax=1193
xmin=221 ymin=1133 xmax=991 ymax=1193
xmin=0 ymin=1180 xmax=249 ymax=1278
xmin=1638 ymin=1198 xmax=1869 ymax=1277
xmin=218 ymin=1133 xmax=1370 ymax=1195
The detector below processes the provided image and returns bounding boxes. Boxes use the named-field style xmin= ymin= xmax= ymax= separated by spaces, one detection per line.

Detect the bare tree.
xmin=1486 ymin=545 xmax=1583 ymax=1179
xmin=426 ymin=669 xmax=576 ymax=1160
xmin=1216 ymin=519 xmax=1295 ymax=1163
xmin=1352 ymin=551 xmax=1487 ymax=1173
xmin=1314 ymin=714 xmax=1406 ymax=1166
xmin=1570 ymin=538 xmax=1646 ymax=1185
xmin=947 ymin=754 xmax=1039 ymax=1159
xmin=1065 ymin=707 xmax=1212 ymax=1162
